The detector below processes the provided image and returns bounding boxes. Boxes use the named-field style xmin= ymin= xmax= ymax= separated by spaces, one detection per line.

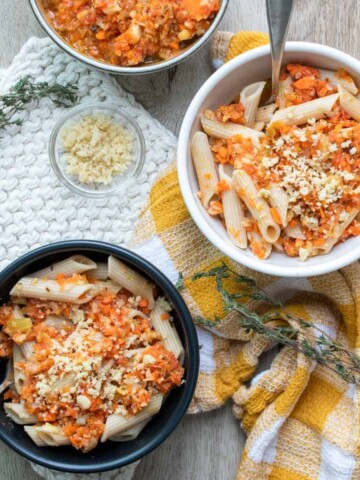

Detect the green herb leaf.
xmin=0 ymin=76 xmax=78 ymax=135
xmin=192 ymin=265 xmax=360 ymax=385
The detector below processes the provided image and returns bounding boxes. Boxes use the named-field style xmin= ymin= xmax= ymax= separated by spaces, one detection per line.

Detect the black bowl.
xmin=0 ymin=240 xmax=199 ymax=473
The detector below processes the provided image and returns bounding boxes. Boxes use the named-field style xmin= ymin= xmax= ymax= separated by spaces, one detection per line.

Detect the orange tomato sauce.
xmin=41 ymin=0 xmax=220 ymax=67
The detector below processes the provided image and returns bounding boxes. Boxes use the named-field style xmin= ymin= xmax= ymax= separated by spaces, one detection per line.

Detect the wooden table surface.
xmin=1 ymin=0 xmax=359 ymax=479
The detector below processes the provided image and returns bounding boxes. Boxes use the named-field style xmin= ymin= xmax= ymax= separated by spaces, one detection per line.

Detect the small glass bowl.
xmin=49 ymin=103 xmax=145 ymax=198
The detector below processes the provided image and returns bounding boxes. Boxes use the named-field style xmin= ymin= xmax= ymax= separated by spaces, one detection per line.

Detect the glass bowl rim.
xmin=49 ymin=102 xmax=146 ymax=198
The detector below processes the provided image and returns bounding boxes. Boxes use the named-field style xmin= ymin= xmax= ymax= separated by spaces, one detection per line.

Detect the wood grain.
xmin=0 ymin=0 xmax=359 ymax=479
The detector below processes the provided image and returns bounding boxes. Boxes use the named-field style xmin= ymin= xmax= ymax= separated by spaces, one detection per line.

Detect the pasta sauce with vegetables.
xmin=191 ymin=64 xmax=360 ymax=261
xmin=41 ymin=0 xmax=220 ymax=67
xmin=0 ymin=255 xmax=184 ymax=452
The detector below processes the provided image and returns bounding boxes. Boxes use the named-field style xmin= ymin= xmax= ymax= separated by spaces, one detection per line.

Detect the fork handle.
xmin=266 ymin=0 xmax=294 ymax=97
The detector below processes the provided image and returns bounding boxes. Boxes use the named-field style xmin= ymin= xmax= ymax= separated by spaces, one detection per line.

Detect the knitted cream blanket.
xmin=0 ymin=37 xmax=176 ymax=271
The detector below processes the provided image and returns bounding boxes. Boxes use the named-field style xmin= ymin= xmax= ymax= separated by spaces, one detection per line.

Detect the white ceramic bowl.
xmin=177 ymin=42 xmax=360 ymax=277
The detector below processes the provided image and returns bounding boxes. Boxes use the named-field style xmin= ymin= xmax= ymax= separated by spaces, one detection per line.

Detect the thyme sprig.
xmin=192 ymin=264 xmax=360 ymax=384
xmin=0 ymin=76 xmax=78 ymax=132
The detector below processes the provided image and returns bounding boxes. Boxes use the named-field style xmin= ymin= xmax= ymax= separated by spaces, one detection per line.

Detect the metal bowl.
xmin=28 ymin=0 xmax=229 ymax=75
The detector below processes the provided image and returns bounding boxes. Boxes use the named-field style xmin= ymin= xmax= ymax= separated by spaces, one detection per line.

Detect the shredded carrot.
xmin=270 ymin=208 xmax=282 ymax=225
xmin=208 ymin=200 xmax=224 ymax=216
xmin=292 ymin=77 xmax=317 ymax=90
xmin=215 ymin=103 xmax=246 ymax=124
xmin=95 ymin=31 xmax=106 ymax=40
xmin=313 ymin=238 xmax=325 ymax=247
xmin=138 ymin=299 xmax=149 ymax=308
xmin=286 ymin=64 xmax=320 ymax=79
xmin=216 ymin=179 xmax=230 ymax=194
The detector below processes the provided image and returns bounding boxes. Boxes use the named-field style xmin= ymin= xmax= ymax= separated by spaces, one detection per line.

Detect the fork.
xmin=265 ymin=0 xmax=294 ymax=104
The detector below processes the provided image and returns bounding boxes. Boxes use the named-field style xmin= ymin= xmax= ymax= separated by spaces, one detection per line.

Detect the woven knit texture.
xmin=211 ymin=31 xmax=269 ymax=70
xmin=0 ymin=37 xmax=176 ymax=272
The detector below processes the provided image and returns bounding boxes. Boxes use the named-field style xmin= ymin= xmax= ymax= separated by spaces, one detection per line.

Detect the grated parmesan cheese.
xmin=61 ymin=114 xmax=133 ymax=185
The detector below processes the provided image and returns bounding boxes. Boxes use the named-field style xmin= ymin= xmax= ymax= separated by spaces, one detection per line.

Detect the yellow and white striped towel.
xmin=131 ymin=33 xmax=360 ymax=480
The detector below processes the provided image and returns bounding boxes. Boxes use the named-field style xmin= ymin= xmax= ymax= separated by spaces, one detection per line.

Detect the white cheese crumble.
xmin=61 ymin=114 xmax=133 ymax=185
xmin=299 ymin=248 xmax=310 ymax=262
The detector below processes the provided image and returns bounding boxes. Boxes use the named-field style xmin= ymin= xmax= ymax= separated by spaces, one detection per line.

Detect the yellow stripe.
xmin=291 ymin=374 xmax=343 ymax=432
xmin=269 ymin=465 xmax=313 ymax=480
xmin=184 ymin=257 xmax=243 ymax=320
xmin=274 ymin=366 xmax=309 ymax=416
xmin=245 ymin=385 xmax=279 ymax=415
xmin=150 ymin=169 xmax=189 ymax=233
xmin=241 ymin=411 xmax=259 ymax=432
xmin=214 ymin=351 xmax=256 ymax=403
xmin=225 ymin=31 xmax=269 ymax=62
xmin=337 ymin=303 xmax=359 ymax=348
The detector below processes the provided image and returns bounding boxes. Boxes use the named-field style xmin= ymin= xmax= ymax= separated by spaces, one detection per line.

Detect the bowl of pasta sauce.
xmin=28 ymin=0 xmax=229 ymax=74
xmin=0 ymin=240 xmax=199 ymax=472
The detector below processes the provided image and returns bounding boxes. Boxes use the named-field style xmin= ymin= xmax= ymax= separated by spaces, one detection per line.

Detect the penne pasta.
xmin=233 ymin=170 xmax=281 ymax=244
xmin=247 ymin=229 xmax=272 ymax=260
xmin=13 ymin=344 xmax=27 ymax=393
xmin=255 ymin=103 xmax=277 ymax=124
xmin=270 ymin=93 xmax=339 ymax=126
xmin=24 ymin=426 xmax=48 ymax=447
xmin=4 ymin=403 xmax=37 ymax=425
xmin=108 ymin=256 xmax=155 ymax=308
xmin=101 ymin=394 xmax=163 ymax=442
xmin=338 ymin=85 xmax=360 ymax=121
xmin=191 ymin=131 xmax=219 ymax=208
xmin=268 ymin=185 xmax=289 ymax=228
xmin=254 ymin=121 xmax=265 ymax=131
xmin=92 ymin=279 xmax=123 ymax=295
xmin=44 ymin=315 xmax=74 ymax=332
xmin=278 ymin=76 xmax=293 ymax=109
xmin=86 ymin=262 xmax=108 ymax=280
xmin=285 ymin=222 xmax=306 ymax=240
xmin=109 ymin=419 xmax=150 ymax=442
xmin=240 ymin=81 xmax=266 ymax=128
xmin=218 ymin=165 xmax=247 ymax=248
xmin=19 ymin=341 xmax=34 ymax=360
xmin=319 ymin=68 xmax=358 ymax=95
xmin=10 ymin=277 xmax=99 ymax=304
xmin=29 ymin=255 xmax=97 ymax=279
xmin=150 ymin=299 xmax=184 ymax=360
xmin=83 ymin=438 xmax=98 ymax=453
xmin=311 ymin=210 xmax=359 ymax=256
xmin=30 ymin=423 xmax=72 ymax=447
xmin=201 ymin=116 xmax=265 ymax=145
